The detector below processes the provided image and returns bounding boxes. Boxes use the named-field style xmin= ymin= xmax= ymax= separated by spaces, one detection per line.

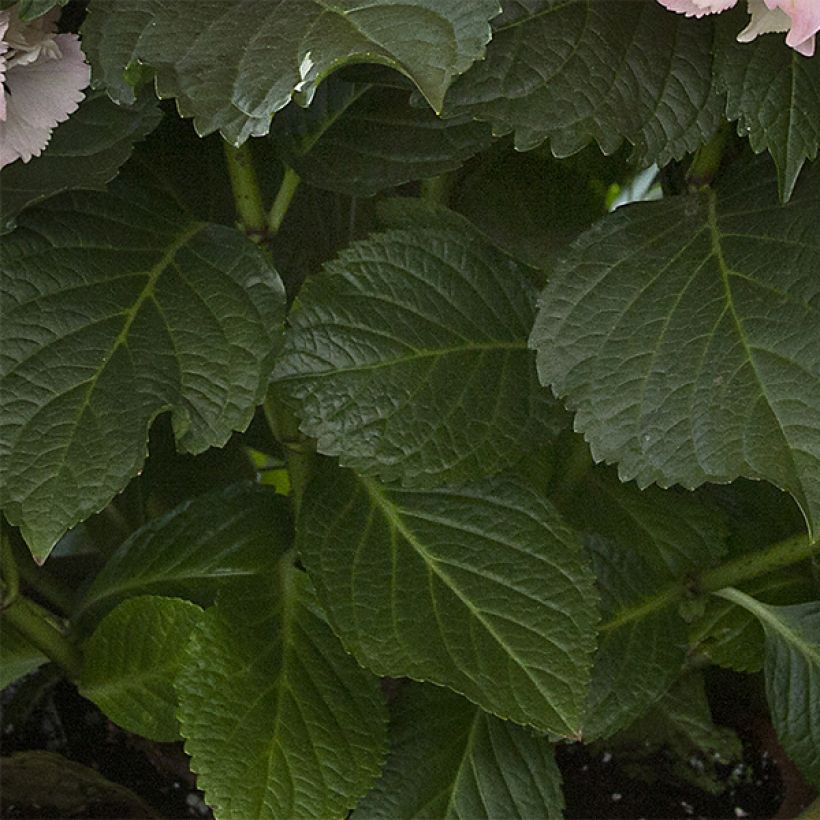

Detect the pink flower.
xmin=0 ymin=4 xmax=91 ymax=169
xmin=656 ymin=0 xmax=819 ymax=56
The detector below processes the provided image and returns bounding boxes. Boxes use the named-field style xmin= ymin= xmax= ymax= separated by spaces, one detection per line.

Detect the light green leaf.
xmin=274 ymin=226 xmax=564 ymax=488
xmin=0 ymin=92 xmax=161 ymax=232
xmin=298 ymin=462 xmax=598 ymax=738
xmin=531 ymin=155 xmax=820 ymax=536
xmin=354 ymin=683 xmax=563 ymax=819
xmin=79 ymin=595 xmax=203 ymax=742
xmin=582 ymin=534 xmax=687 ymax=741
xmin=76 ymin=484 xmax=290 ymax=630
xmin=444 ymin=1 xmax=722 ymax=166
xmin=717 ymin=589 xmax=820 ymax=786
xmin=176 ymin=560 xmax=387 ymax=820
xmin=0 ymin=625 xmax=46 ymax=690
xmin=81 ymin=0 xmax=500 ymax=144
xmin=4 ymin=0 xmax=68 ymax=20
xmin=273 ymin=78 xmax=493 ymax=197
xmin=0 ymin=178 xmax=286 ymax=560
xmin=716 ymin=11 xmax=820 ymax=202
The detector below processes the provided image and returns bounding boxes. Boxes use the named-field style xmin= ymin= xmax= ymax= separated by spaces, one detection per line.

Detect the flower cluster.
xmin=0 ymin=4 xmax=90 ymax=168
xmin=658 ymin=0 xmax=820 ymax=56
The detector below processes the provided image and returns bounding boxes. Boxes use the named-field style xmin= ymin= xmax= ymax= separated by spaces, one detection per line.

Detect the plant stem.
xmin=223 ymin=141 xmax=267 ymax=238
xmin=1 ymin=594 xmax=82 ymax=680
xmin=600 ymin=532 xmax=819 ymax=633
xmin=263 ymin=388 xmax=314 ymax=517
xmin=268 ymin=167 xmax=301 ymax=235
xmin=9 ymin=538 xmax=75 ymax=616
xmin=686 ymin=123 xmax=731 ymax=190
xmin=1 ymin=527 xmax=20 ymax=606
xmin=420 ymin=172 xmax=455 ymax=206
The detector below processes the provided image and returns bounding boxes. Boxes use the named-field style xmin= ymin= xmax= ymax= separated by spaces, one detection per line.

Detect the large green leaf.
xmin=531 ymin=155 xmax=820 ymax=536
xmin=273 ymin=79 xmax=493 ymax=197
xmin=79 ymin=595 xmax=203 ymax=742
xmin=716 ymin=11 xmax=820 ymax=202
xmin=2 ymin=0 xmax=68 ymax=20
xmin=298 ymin=462 xmax=598 ymax=738
xmin=0 ymin=179 xmax=286 ymax=560
xmin=81 ymin=0 xmax=500 ymax=144
xmin=354 ymin=683 xmax=563 ymax=819
xmin=444 ymin=0 xmax=722 ymax=165
xmin=274 ymin=225 xmax=563 ymax=488
xmin=0 ymin=92 xmax=161 ymax=232
xmin=176 ymin=560 xmax=387 ymax=819
xmin=717 ymin=589 xmax=820 ymax=786
xmin=76 ymin=484 xmax=290 ymax=630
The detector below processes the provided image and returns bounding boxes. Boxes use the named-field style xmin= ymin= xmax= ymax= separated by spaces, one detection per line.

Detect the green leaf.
xmin=274 ymin=226 xmax=564 ymax=488
xmin=81 ymin=0 xmax=500 ymax=144
xmin=582 ymin=534 xmax=687 ymax=741
xmin=175 ymin=560 xmax=387 ymax=820
xmin=5 ymin=0 xmax=68 ymax=20
xmin=0 ymin=626 xmax=46 ymax=690
xmin=716 ymin=11 xmax=820 ymax=202
xmin=354 ymin=683 xmax=563 ymax=819
xmin=298 ymin=462 xmax=598 ymax=738
xmin=79 ymin=595 xmax=203 ymax=742
xmin=444 ymin=1 xmax=722 ymax=166
xmin=0 ymin=92 xmax=162 ymax=233
xmin=717 ymin=589 xmax=820 ymax=786
xmin=531 ymin=155 xmax=820 ymax=536
xmin=76 ymin=484 xmax=290 ymax=630
xmin=0 ymin=178 xmax=286 ymax=560
xmin=273 ymin=79 xmax=493 ymax=197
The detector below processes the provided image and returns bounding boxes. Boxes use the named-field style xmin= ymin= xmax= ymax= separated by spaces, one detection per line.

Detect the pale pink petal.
xmin=765 ymin=0 xmax=820 ymax=55
xmin=657 ymin=0 xmax=739 ymax=16
xmin=0 ymin=12 xmax=8 ymax=122
xmin=0 ymin=34 xmax=90 ymax=168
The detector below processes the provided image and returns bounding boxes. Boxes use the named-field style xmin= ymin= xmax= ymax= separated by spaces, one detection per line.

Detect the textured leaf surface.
xmin=176 ymin=562 xmax=387 ymax=819
xmin=273 ymin=79 xmax=493 ymax=197
xmin=274 ymin=226 xmax=563 ymax=487
xmin=9 ymin=0 xmax=68 ymax=20
xmin=444 ymin=0 xmax=721 ymax=165
xmin=77 ymin=484 xmax=290 ymax=630
xmin=80 ymin=595 xmax=203 ymax=742
xmin=0 ymin=626 xmax=46 ymax=690
xmin=298 ymin=462 xmax=598 ymax=737
xmin=82 ymin=0 xmax=499 ymax=144
xmin=716 ymin=12 xmax=820 ymax=202
xmin=354 ymin=683 xmax=563 ymax=819
xmin=532 ymin=156 xmax=820 ymax=535
xmin=581 ymin=534 xmax=686 ymax=741
xmin=0 ymin=92 xmax=161 ymax=231
xmin=0 ymin=179 xmax=285 ymax=559
xmin=719 ymin=591 xmax=820 ymax=786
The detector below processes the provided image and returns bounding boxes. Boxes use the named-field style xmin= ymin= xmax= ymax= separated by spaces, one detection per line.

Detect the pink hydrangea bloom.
xmin=656 ymin=0 xmax=819 ymax=56
xmin=0 ymin=4 xmax=91 ymax=169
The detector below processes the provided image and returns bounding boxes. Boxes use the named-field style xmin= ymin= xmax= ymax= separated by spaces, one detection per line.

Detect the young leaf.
xmin=531 ymin=155 xmax=820 ymax=536
xmin=175 ymin=561 xmax=387 ymax=820
xmin=81 ymin=0 xmax=500 ymax=144
xmin=444 ymin=1 xmax=722 ymax=166
xmin=0 ymin=92 xmax=162 ymax=231
xmin=716 ymin=12 xmax=820 ymax=202
xmin=717 ymin=589 xmax=820 ymax=786
xmin=79 ymin=595 xmax=203 ymax=742
xmin=298 ymin=462 xmax=599 ymax=738
xmin=354 ymin=683 xmax=563 ymax=819
xmin=273 ymin=79 xmax=493 ymax=197
xmin=0 ymin=178 xmax=286 ymax=560
xmin=274 ymin=227 xmax=564 ymax=488
xmin=76 ymin=484 xmax=290 ymax=630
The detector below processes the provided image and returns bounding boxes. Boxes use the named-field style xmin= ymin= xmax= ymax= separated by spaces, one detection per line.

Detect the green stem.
xmin=601 ymin=532 xmax=819 ymax=633
xmin=223 ymin=141 xmax=267 ymax=238
xmin=686 ymin=123 xmax=731 ymax=190
xmin=2 ymin=594 xmax=82 ymax=680
xmin=554 ymin=434 xmax=594 ymax=499
xmin=420 ymin=172 xmax=455 ymax=206
xmin=1 ymin=527 xmax=20 ymax=606
xmin=9 ymin=537 xmax=75 ymax=616
xmin=268 ymin=167 xmax=301 ymax=235
xmin=263 ymin=388 xmax=314 ymax=517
